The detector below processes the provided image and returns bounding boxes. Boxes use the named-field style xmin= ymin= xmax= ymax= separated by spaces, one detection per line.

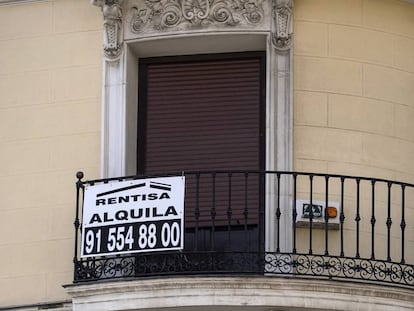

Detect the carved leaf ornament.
xmin=272 ymin=0 xmax=292 ymax=51
xmin=92 ymin=0 xmax=124 ymax=60
xmin=93 ymin=0 xmax=292 ymax=60
xmin=103 ymin=3 xmax=122 ymax=55
xmin=130 ymin=0 xmax=265 ymax=32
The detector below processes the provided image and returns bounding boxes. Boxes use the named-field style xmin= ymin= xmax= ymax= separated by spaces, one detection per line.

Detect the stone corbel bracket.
xmin=92 ymin=0 xmax=124 ymax=61
xmin=272 ymin=0 xmax=293 ymax=52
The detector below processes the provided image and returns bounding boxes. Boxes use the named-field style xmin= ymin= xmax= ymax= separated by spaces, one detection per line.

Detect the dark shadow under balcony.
xmin=73 ymin=171 xmax=414 ymax=288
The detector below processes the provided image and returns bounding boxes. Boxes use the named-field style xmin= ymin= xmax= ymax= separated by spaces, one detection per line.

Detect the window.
xmin=137 ymin=52 xmax=266 ymax=252
xmin=101 ymin=33 xmax=293 ymax=253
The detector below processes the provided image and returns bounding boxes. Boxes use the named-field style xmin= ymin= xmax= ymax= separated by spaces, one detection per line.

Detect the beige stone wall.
xmin=0 ymin=0 xmax=102 ymax=307
xmin=293 ymin=0 xmax=414 ymax=260
xmin=1 ymin=0 xmax=414 ymax=307
xmin=294 ymin=0 xmax=414 ymax=180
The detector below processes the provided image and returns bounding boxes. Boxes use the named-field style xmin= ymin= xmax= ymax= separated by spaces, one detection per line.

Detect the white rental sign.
xmin=81 ymin=176 xmax=185 ymax=258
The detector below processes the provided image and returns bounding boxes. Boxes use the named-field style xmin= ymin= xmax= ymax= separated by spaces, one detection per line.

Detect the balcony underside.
xmin=66 ymin=276 xmax=414 ymax=311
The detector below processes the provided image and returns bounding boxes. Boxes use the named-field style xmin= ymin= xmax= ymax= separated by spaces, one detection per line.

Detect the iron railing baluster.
xmin=371 ymin=180 xmax=376 ymax=260
xmin=195 ymin=173 xmax=200 ymax=251
xmin=74 ymin=171 xmax=84 ymax=281
xmin=309 ymin=175 xmax=314 ymax=255
xmin=227 ymin=172 xmax=232 ymax=243
xmin=355 ymin=178 xmax=361 ymax=259
xmin=292 ymin=173 xmax=297 ymax=254
xmin=276 ymin=173 xmax=281 ymax=253
xmin=340 ymin=177 xmax=345 ymax=257
xmin=387 ymin=182 xmax=392 ymax=262
xmin=400 ymin=184 xmax=406 ymax=264
xmin=259 ymin=171 xmax=265 ymax=255
xmin=244 ymin=172 xmax=249 ymax=243
xmin=324 ymin=175 xmax=329 ymax=256
xmin=211 ymin=173 xmax=216 ymax=252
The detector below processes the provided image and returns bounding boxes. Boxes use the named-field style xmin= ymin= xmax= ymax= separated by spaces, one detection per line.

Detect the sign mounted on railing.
xmin=295 ymin=199 xmax=340 ymax=229
xmin=81 ymin=176 xmax=185 ymax=258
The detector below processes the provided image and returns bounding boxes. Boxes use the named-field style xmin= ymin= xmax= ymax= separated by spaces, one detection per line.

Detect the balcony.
xmin=72 ymin=171 xmax=414 ymax=288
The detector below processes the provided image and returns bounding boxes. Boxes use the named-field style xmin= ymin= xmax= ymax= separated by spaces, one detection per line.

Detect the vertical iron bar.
xmin=227 ymin=173 xmax=232 ymax=242
xmin=370 ymin=180 xmax=376 ymax=260
xmin=74 ymin=171 xmax=84 ymax=281
xmin=259 ymin=171 xmax=265 ymax=255
xmin=211 ymin=173 xmax=216 ymax=251
xmin=309 ymin=175 xmax=314 ymax=255
xmin=340 ymin=177 xmax=345 ymax=257
xmin=244 ymin=173 xmax=249 ymax=243
xmin=355 ymin=178 xmax=361 ymax=259
xmin=400 ymin=184 xmax=406 ymax=264
xmin=386 ymin=182 xmax=392 ymax=262
xmin=195 ymin=173 xmax=200 ymax=251
xmin=292 ymin=173 xmax=297 ymax=254
xmin=87 ymin=180 xmax=94 ymax=278
xmin=324 ymin=175 xmax=329 ymax=256
xmin=276 ymin=173 xmax=281 ymax=253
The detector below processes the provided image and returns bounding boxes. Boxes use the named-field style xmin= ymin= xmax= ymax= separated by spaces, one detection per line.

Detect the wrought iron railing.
xmin=73 ymin=171 xmax=414 ymax=287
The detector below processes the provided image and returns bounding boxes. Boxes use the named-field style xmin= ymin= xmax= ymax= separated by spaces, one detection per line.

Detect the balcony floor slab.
xmin=65 ymin=276 xmax=414 ymax=311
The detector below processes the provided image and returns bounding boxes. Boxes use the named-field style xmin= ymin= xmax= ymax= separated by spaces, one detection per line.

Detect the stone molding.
xmin=2 ymin=0 xmax=413 ymax=7
xmin=66 ymin=277 xmax=414 ymax=311
xmin=92 ymin=0 xmax=124 ymax=61
xmin=0 ymin=0 xmax=42 ymax=4
xmin=0 ymin=301 xmax=72 ymax=311
xmin=91 ymin=0 xmax=294 ymax=251
xmin=92 ymin=0 xmax=294 ymax=60
xmin=128 ymin=0 xmax=265 ymax=33
xmin=272 ymin=0 xmax=293 ymax=52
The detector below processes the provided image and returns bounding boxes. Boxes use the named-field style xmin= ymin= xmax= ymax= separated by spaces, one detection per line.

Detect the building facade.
xmin=1 ymin=0 xmax=414 ymax=310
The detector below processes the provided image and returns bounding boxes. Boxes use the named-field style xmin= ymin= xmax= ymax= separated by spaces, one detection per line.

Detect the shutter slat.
xmin=140 ymin=55 xmax=264 ymax=228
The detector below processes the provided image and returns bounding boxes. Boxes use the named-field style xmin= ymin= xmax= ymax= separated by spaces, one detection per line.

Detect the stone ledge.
xmin=65 ymin=276 xmax=414 ymax=311
xmin=1 ymin=0 xmax=413 ymax=7
xmin=0 ymin=0 xmax=43 ymax=5
xmin=0 ymin=302 xmax=72 ymax=311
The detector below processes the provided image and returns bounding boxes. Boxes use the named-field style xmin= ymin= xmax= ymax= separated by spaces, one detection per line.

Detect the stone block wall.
xmin=0 ymin=0 xmax=102 ymax=306
xmin=294 ymin=0 xmax=414 ymax=181
xmin=293 ymin=0 xmax=414 ymax=260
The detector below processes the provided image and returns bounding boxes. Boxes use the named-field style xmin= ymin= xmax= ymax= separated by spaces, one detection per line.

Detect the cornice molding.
xmin=3 ymin=0 xmax=413 ymax=7
xmin=0 ymin=0 xmax=44 ymax=5
xmin=128 ymin=0 xmax=265 ymax=34
xmin=90 ymin=0 xmax=303 ymax=58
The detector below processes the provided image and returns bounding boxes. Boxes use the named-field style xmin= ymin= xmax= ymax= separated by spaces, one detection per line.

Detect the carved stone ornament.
xmin=92 ymin=0 xmax=124 ymax=60
xmin=272 ymin=0 xmax=292 ymax=52
xmin=129 ymin=0 xmax=264 ymax=33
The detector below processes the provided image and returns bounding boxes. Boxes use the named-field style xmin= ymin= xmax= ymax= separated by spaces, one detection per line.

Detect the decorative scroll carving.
xmin=75 ymin=252 xmax=414 ymax=288
xmin=272 ymin=0 xmax=292 ymax=52
xmin=129 ymin=0 xmax=264 ymax=33
xmin=92 ymin=0 xmax=124 ymax=61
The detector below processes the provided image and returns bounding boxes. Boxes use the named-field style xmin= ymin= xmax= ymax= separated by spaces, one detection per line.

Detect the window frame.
xmin=100 ymin=32 xmax=293 ymax=253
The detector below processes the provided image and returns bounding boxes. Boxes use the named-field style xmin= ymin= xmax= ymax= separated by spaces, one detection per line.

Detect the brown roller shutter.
xmin=138 ymin=53 xmax=265 ymax=231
